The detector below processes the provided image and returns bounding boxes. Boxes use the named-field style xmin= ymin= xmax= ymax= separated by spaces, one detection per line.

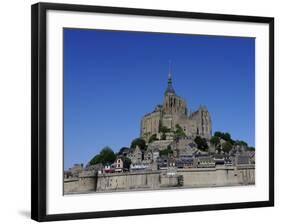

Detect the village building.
xmin=224 ymin=155 xmax=233 ymax=166
xmin=157 ymin=156 xmax=176 ymax=170
xmin=68 ymin=163 xmax=84 ymax=178
xmin=248 ymin=151 xmax=255 ymax=164
xmin=235 ymin=154 xmax=251 ymax=166
xmin=103 ymin=163 xmax=115 ymax=173
xmin=143 ymin=148 xmax=160 ymax=163
xmin=213 ymin=154 xmax=226 ymax=165
xmin=130 ymin=162 xmax=151 ymax=172
xmin=176 ymin=155 xmax=194 ymax=168
xmin=195 ymin=156 xmax=215 ymax=168
xmin=115 ymin=157 xmax=124 ymax=172
xmin=127 ymin=145 xmax=142 ymax=164
xmin=144 ymin=150 xmax=153 ymax=163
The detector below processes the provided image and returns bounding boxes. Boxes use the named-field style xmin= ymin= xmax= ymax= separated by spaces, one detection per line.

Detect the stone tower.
xmin=162 ymin=72 xmax=187 ymax=115
xmin=189 ymin=106 xmax=212 ymax=139
xmin=140 ymin=68 xmax=212 ymax=141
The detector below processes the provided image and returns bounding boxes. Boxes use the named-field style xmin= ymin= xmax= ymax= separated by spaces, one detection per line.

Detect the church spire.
xmin=165 ymin=61 xmax=175 ymax=95
xmin=168 ymin=60 xmax=172 ymax=84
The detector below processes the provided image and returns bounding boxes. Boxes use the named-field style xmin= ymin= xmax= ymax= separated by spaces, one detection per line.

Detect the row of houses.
xmin=156 ymin=153 xmax=254 ymax=170
xmin=64 ymin=158 xmax=126 ymax=178
xmin=64 ymin=147 xmax=255 ymax=178
xmin=119 ymin=145 xmax=160 ymax=164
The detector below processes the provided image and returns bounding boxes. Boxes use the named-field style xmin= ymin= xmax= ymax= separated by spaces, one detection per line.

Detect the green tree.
xmin=89 ymin=146 xmax=116 ymax=165
xmin=222 ymin=141 xmax=233 ymax=153
xmin=222 ymin=132 xmax=231 ymax=142
xmin=210 ymin=136 xmax=220 ymax=146
xmin=174 ymin=124 xmax=186 ymax=139
xmin=194 ymin=136 xmax=209 ymax=151
xmin=235 ymin=140 xmax=248 ymax=147
xmin=247 ymin=146 xmax=255 ymax=151
xmin=148 ymin=134 xmax=158 ymax=143
xmin=160 ymin=145 xmax=173 ymax=156
xmin=117 ymin=147 xmax=130 ymax=155
xmin=99 ymin=147 xmax=116 ymax=164
xmin=130 ymin=138 xmax=146 ymax=149
xmin=89 ymin=154 xmax=101 ymax=165
xmin=158 ymin=122 xmax=170 ymax=140
xmin=159 ymin=125 xmax=170 ymax=133
xmin=214 ymin=131 xmax=233 ymax=143
xmin=123 ymin=157 xmax=132 ymax=170
xmin=214 ymin=131 xmax=223 ymax=138
xmin=158 ymin=120 xmax=162 ymax=132
xmin=161 ymin=133 xmax=166 ymax=140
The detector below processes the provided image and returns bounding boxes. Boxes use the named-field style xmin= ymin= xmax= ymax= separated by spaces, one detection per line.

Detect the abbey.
xmin=140 ymin=71 xmax=212 ymax=141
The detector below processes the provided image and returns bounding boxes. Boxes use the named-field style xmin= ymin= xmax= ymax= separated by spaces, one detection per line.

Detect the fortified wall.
xmin=64 ymin=166 xmax=255 ymax=194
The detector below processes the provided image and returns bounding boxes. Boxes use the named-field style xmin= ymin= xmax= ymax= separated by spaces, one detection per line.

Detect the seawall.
xmin=64 ymin=165 xmax=255 ymax=194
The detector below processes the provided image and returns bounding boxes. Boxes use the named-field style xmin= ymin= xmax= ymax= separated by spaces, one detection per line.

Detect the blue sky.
xmin=64 ymin=28 xmax=255 ymax=170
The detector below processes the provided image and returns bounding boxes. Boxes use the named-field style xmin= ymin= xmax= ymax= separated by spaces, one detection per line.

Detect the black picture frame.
xmin=31 ymin=2 xmax=274 ymax=222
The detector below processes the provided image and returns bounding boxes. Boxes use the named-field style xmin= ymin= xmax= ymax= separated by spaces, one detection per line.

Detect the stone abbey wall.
xmin=141 ymin=111 xmax=161 ymax=140
xmin=140 ymin=74 xmax=212 ymax=141
xmin=189 ymin=107 xmax=212 ymax=139
xmin=163 ymin=94 xmax=187 ymax=115
xmin=64 ymin=166 xmax=255 ymax=194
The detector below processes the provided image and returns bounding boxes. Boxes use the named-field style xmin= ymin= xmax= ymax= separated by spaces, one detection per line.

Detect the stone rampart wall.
xmin=64 ymin=166 xmax=255 ymax=194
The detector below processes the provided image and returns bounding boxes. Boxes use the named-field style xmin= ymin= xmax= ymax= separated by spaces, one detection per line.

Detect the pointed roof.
xmin=165 ymin=62 xmax=175 ymax=95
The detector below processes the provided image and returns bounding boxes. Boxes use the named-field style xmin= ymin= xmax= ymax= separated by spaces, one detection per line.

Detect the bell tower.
xmin=165 ymin=61 xmax=175 ymax=96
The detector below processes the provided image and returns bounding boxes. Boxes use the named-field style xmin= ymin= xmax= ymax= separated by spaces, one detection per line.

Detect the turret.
xmin=165 ymin=71 xmax=175 ymax=95
xmin=163 ymin=65 xmax=187 ymax=115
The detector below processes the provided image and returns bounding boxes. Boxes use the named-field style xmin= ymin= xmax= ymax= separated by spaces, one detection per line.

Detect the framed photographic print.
xmin=31 ymin=2 xmax=274 ymax=222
